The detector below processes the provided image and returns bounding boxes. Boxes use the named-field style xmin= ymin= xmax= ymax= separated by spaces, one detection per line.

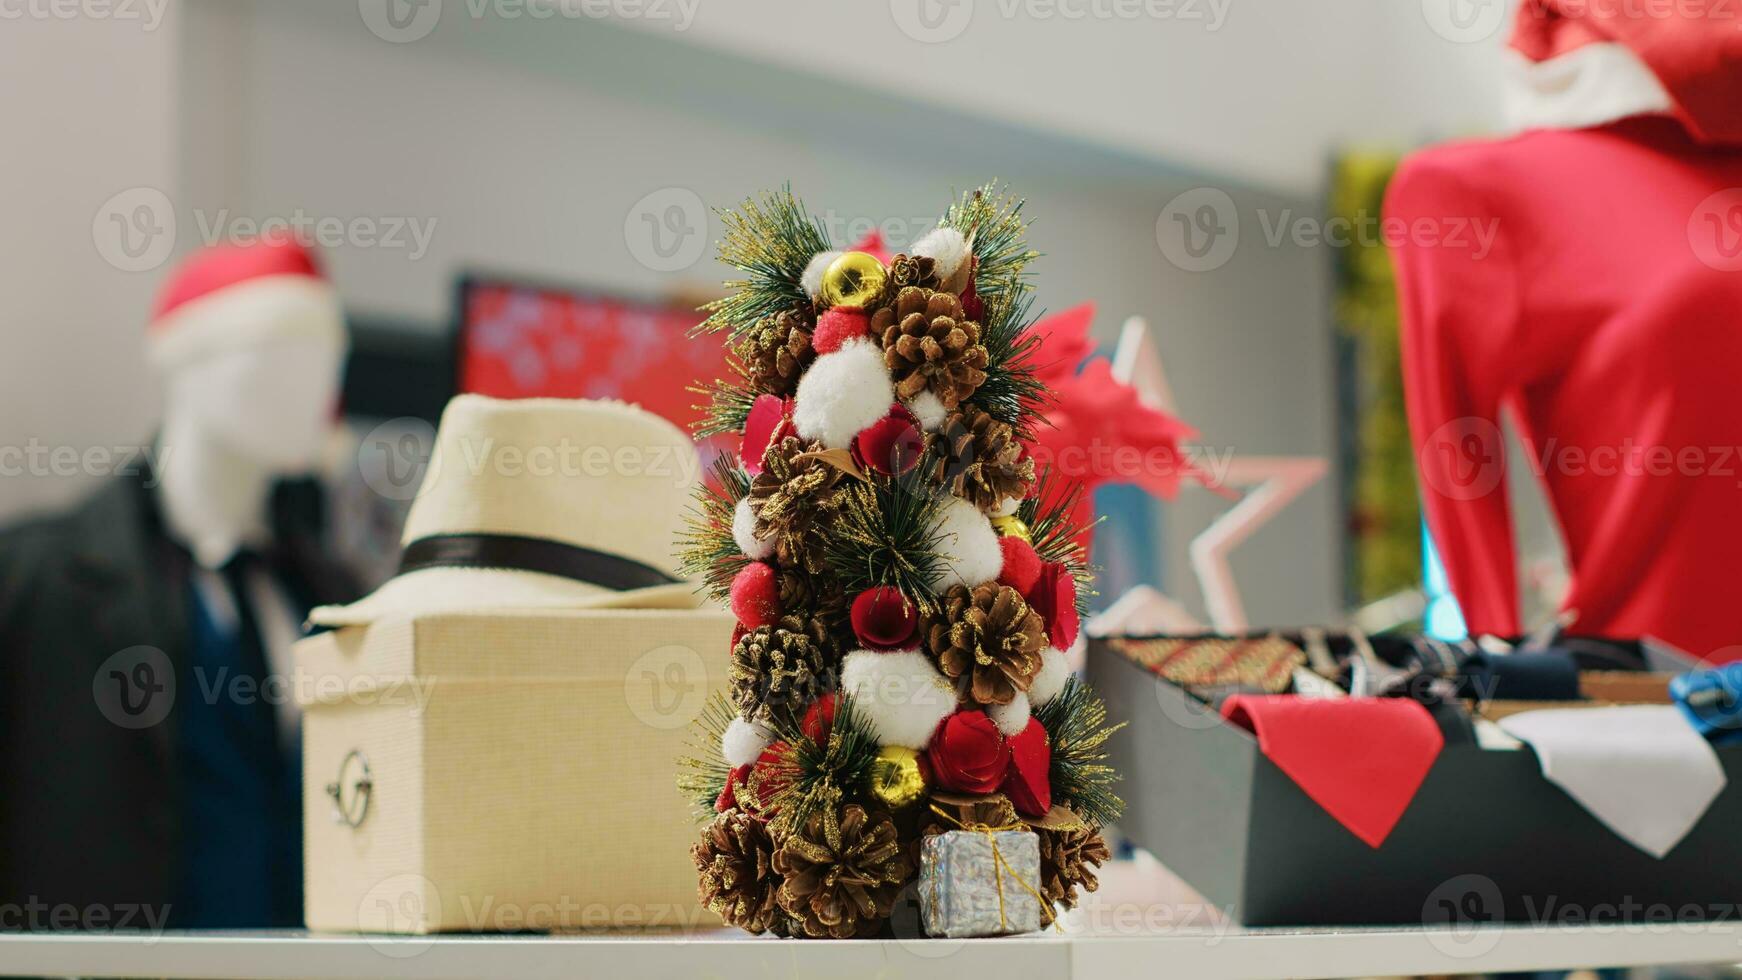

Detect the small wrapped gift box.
xmin=917 ymin=829 xmax=1043 ymax=938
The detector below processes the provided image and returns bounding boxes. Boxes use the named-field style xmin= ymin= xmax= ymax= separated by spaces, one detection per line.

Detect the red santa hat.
xmin=147 ymin=239 xmax=344 ymax=369
xmin=1506 ymin=0 xmax=1742 ymax=145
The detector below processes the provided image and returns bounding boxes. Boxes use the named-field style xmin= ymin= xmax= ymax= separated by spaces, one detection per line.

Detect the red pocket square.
xmin=1221 ymin=695 xmax=1445 ymax=848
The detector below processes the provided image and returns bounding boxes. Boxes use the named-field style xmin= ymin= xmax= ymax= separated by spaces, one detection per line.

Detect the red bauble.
xmin=1027 ymin=561 xmax=1080 ymax=650
xmin=926 ymin=711 xmax=1011 ymax=795
xmin=959 ymin=264 xmax=984 ymax=322
xmin=716 ymin=763 xmax=753 ymax=813
xmin=850 ymin=403 xmax=924 ymax=476
xmin=1000 ymin=717 xmax=1052 ymax=817
xmin=730 ymin=562 xmax=780 ymax=629
xmin=801 ymin=692 xmax=839 ymax=742
xmin=740 ymin=394 xmax=791 ymax=474
xmin=812 ymin=306 xmax=871 ymax=355
xmin=997 ymin=537 xmax=1043 ymax=594
xmin=849 ymin=586 xmax=920 ymax=651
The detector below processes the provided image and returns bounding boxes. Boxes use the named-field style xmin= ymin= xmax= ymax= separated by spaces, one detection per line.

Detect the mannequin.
xmin=1389 ymin=3 xmax=1742 ymax=660
xmin=0 ymin=238 xmax=358 ymax=929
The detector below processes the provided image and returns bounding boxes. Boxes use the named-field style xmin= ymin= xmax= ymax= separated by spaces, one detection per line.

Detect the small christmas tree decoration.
xmin=682 ymin=184 xmax=1120 ymax=939
xmin=817 ymin=251 xmax=888 ymax=309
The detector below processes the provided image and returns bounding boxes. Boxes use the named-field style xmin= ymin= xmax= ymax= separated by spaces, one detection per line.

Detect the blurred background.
xmin=0 ymin=0 xmax=1561 ymax=632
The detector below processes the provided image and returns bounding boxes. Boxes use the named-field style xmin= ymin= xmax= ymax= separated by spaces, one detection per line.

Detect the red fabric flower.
xmin=716 ymin=763 xmax=752 ymax=813
xmin=1000 ymin=717 xmax=1052 ymax=817
xmin=926 ymin=711 xmax=1011 ymax=795
xmin=740 ymin=394 xmax=792 ymax=475
xmin=850 ymin=403 xmax=924 ymax=476
xmin=746 ymin=741 xmax=791 ymax=813
xmin=1026 ymin=561 xmax=1080 ymax=650
xmin=801 ymin=692 xmax=838 ymax=742
xmin=849 ymin=586 xmax=920 ymax=651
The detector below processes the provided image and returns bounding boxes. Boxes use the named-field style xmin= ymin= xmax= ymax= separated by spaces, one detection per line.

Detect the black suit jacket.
xmin=0 ymin=473 xmax=358 ymax=929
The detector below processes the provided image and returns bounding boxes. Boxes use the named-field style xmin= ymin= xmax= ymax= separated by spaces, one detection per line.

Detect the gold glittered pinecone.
xmin=749 ymin=436 xmax=843 ymax=574
xmin=778 ymin=566 xmax=848 ymax=626
xmin=730 ymin=615 xmax=838 ymax=725
xmin=885 ymin=252 xmax=940 ymax=292
xmin=1036 ymin=823 xmax=1112 ymax=911
xmin=734 ymin=308 xmax=815 ymax=397
xmin=872 ymin=286 xmax=989 ymax=410
xmin=926 ymin=583 xmax=1046 ymax=706
xmin=693 ymin=810 xmax=783 ymax=934
xmin=935 ymin=403 xmax=1036 ymax=509
xmin=773 ymin=804 xmax=914 ymax=939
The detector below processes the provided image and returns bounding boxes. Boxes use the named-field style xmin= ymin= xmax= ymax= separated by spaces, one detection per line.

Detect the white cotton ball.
xmin=801 ymin=250 xmax=842 ymax=300
xmin=722 ymin=716 xmax=772 ymax=767
xmin=731 ymin=497 xmax=774 ymax=560
xmin=991 ymin=496 xmax=1021 ymax=517
xmin=792 ymin=338 xmax=894 ymax=449
xmin=840 ymin=649 xmax=958 ymax=750
xmin=904 ymin=389 xmax=948 ymax=432
xmin=987 ymin=691 xmax=1031 ymax=737
xmin=1028 ymin=647 xmax=1071 ymax=706
xmin=911 ymin=227 xmax=971 ymax=288
xmin=927 ymin=497 xmax=1004 ymax=591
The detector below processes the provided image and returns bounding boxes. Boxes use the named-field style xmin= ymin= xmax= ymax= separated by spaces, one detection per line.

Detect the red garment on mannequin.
xmin=1390 ymin=118 xmax=1742 ymax=661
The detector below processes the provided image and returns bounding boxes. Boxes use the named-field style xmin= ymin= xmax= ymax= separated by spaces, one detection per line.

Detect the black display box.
xmin=1089 ymin=638 xmax=1742 ymax=927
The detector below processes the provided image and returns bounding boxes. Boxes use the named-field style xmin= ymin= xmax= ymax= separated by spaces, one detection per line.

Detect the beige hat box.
xmin=296 ymin=605 xmax=733 ymax=934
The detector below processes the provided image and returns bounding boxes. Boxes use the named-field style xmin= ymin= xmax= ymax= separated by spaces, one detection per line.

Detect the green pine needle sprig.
xmin=676 ymin=691 xmax=740 ymax=821
xmin=765 ymin=694 xmax=883 ymax=836
xmin=971 ymin=292 xmax=1050 ymax=436
xmin=940 ymin=182 xmax=1039 ymax=306
xmin=698 ymin=185 xmax=830 ymax=339
xmin=1034 ymin=677 xmax=1126 ymax=826
xmin=689 ymin=372 xmax=759 ymax=439
xmin=677 ymin=454 xmax=753 ymax=603
xmin=823 ymin=458 xmax=948 ymax=616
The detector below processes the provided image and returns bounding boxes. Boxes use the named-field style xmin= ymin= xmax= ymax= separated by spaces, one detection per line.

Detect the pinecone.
xmin=935 ymin=403 xmax=1036 ymax=509
xmin=749 ymin=437 xmax=844 ymax=574
xmin=693 ymin=810 xmax=783 ymax=934
xmin=872 ymin=286 xmax=989 ymax=410
xmin=926 ymin=583 xmax=1047 ymax=706
xmin=1036 ymin=823 xmax=1111 ymax=911
xmin=885 ymin=252 xmax=940 ymax=292
xmin=734 ymin=308 xmax=815 ymax=397
xmin=774 ymin=804 xmax=914 ymax=939
xmin=778 ymin=567 xmax=848 ymax=626
xmin=730 ymin=615 xmax=838 ymax=724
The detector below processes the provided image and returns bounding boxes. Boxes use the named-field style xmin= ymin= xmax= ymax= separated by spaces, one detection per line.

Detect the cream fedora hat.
xmin=310 ymin=395 xmax=705 ymax=627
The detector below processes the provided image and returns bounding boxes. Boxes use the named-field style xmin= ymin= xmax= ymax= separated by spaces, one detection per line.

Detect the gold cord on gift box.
xmin=927 ymin=803 xmax=1060 ymax=931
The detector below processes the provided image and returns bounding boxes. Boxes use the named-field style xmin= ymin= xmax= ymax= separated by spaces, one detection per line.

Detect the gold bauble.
xmin=865 ymin=745 xmax=930 ymax=809
xmin=990 ymin=513 xmax=1032 ymax=542
xmin=819 ymin=251 xmax=887 ymax=308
